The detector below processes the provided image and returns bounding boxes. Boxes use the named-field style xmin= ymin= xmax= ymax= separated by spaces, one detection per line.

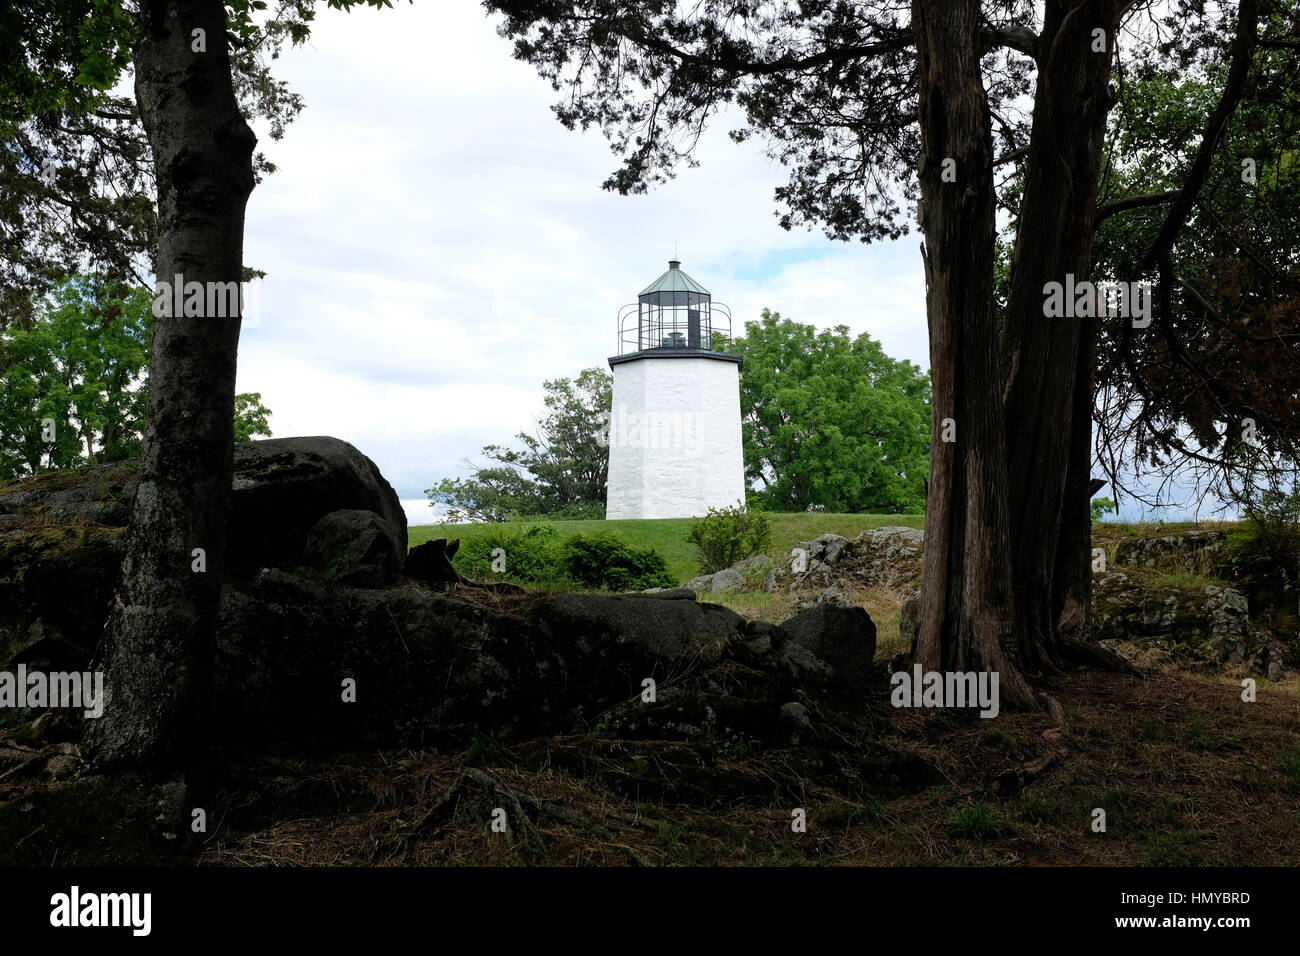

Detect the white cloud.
xmin=402 ymin=498 xmax=443 ymax=528
xmin=235 ymin=1 xmax=930 ymax=502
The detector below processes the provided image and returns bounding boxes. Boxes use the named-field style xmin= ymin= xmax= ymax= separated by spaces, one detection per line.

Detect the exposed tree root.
xmin=1060 ymin=636 xmax=1142 ymax=676
xmin=399 ymin=766 xmax=657 ymax=865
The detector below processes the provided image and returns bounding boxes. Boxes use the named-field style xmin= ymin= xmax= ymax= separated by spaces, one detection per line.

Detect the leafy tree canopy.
xmin=0 ymin=275 xmax=271 ymax=479
xmin=1090 ymin=32 xmax=1300 ymax=511
xmin=0 ymin=274 xmax=150 ymax=477
xmin=734 ymin=309 xmax=930 ymax=514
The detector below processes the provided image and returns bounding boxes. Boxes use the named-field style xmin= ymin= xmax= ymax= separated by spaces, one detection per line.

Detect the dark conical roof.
xmin=639 ymin=259 xmax=710 ymax=297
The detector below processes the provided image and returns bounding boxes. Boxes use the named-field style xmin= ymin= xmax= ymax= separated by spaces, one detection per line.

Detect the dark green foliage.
xmin=1216 ymin=469 xmax=1300 ymax=620
xmin=451 ymin=524 xmax=676 ymax=591
xmin=1091 ymin=40 xmax=1300 ymax=500
xmin=233 ymin=392 xmax=273 ymax=443
xmin=453 ymin=524 xmax=566 ymax=586
xmin=0 ymin=276 xmax=151 ymax=478
xmin=562 ymin=532 xmax=676 ymax=591
xmin=687 ymin=504 xmax=773 ymax=573
xmin=1220 ymin=531 xmax=1299 ymax=620
xmin=0 ymin=275 xmax=273 ymax=478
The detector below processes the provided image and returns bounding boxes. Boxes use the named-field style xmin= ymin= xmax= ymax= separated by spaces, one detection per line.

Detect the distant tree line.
xmin=426 ymin=312 xmax=931 ymax=522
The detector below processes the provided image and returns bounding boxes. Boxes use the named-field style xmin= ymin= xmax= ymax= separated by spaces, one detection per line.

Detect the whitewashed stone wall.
xmin=606 ymin=355 xmax=745 ymax=519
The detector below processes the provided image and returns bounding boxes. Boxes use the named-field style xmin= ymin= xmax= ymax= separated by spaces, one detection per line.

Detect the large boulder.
xmin=0 ymin=463 xmax=134 ymax=666
xmin=213 ymin=576 xmax=756 ymax=748
xmin=763 ymin=533 xmax=853 ymax=592
xmin=1093 ymin=570 xmax=1271 ymax=674
xmin=0 ymin=523 xmax=123 ymax=670
xmin=215 ymin=570 xmax=551 ymax=746
xmin=527 ymin=592 xmax=744 ymax=682
xmin=0 ymin=438 xmax=406 ymax=671
xmin=731 ymin=554 xmax=774 ymax=574
xmin=776 ymin=604 xmax=878 ymax=689
xmin=761 ymin=527 xmax=924 ymax=599
xmin=0 ymin=438 xmax=411 ymax=575
xmin=707 ymin=568 xmax=745 ymax=592
xmin=824 ymin=526 xmax=924 ymax=596
xmin=302 ymin=508 xmax=403 ymax=587
xmin=685 ymin=555 xmax=773 ymax=593
xmin=227 ymin=437 xmax=406 ymax=573
xmin=0 ymin=461 xmax=136 ymax=529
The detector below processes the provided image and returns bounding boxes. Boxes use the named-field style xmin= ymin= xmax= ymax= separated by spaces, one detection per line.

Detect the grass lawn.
xmin=409 ymin=512 xmax=926 ymax=584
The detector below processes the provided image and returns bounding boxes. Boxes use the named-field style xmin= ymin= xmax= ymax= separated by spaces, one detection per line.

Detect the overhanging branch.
xmin=980 ymin=25 xmax=1039 ymax=60
xmin=1095 ymin=189 xmax=1180 ymax=224
xmin=1135 ymin=0 xmax=1258 ymax=276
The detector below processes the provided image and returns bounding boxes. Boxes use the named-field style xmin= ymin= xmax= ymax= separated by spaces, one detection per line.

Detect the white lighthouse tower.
xmin=605 ymin=260 xmax=745 ymax=520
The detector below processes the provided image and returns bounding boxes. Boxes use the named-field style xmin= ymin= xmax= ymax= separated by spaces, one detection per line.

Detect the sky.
xmin=228 ymin=0 xmax=1216 ymax=526
xmin=232 ymin=0 xmax=931 ymax=526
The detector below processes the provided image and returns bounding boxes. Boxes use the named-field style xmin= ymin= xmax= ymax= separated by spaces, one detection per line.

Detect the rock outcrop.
xmin=226 ymin=436 xmax=407 ymax=576
xmin=0 ymin=437 xmax=408 ymax=673
xmin=303 ymin=508 xmax=404 ymax=587
xmin=1092 ymin=571 xmax=1282 ymax=676
xmin=3 ymin=441 xmax=1294 ymax=781
xmin=1 ymin=441 xmax=894 ymax=757
xmin=1113 ymin=530 xmax=1226 ymax=568
xmin=212 ymin=572 xmax=887 ymax=749
xmin=686 ymin=526 xmax=925 ymax=607
xmin=686 ymin=555 xmax=772 ymax=592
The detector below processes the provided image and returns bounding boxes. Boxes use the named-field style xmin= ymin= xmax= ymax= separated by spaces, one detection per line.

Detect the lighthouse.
xmin=605 ymin=260 xmax=746 ymax=520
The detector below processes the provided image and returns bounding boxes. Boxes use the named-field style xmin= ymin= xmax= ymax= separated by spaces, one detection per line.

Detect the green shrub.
xmin=453 ymin=523 xmax=566 ymax=585
xmin=1220 ymin=526 xmax=1299 ymax=617
xmin=1216 ymin=470 xmax=1300 ymax=616
xmin=451 ymin=524 xmax=679 ymax=592
xmin=687 ymin=504 xmax=773 ymax=573
xmin=562 ymin=532 xmax=677 ymax=592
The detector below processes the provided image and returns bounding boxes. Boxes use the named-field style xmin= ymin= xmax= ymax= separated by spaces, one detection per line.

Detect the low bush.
xmin=562 ymin=532 xmax=677 ymax=591
xmin=687 ymin=504 xmax=773 ymax=573
xmin=452 ymin=524 xmax=677 ymax=591
xmin=453 ymin=523 xmax=565 ymax=585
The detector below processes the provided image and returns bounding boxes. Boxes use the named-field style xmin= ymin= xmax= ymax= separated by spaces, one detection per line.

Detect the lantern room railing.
xmin=616 ymin=301 xmax=733 ymax=356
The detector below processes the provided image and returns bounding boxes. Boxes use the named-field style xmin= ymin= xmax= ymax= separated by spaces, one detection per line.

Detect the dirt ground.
xmin=182 ymin=667 xmax=1300 ymax=867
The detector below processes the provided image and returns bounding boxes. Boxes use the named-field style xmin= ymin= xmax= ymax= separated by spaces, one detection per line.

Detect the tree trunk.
xmin=81 ymin=422 xmax=98 ymax=466
xmin=88 ymin=0 xmax=255 ymax=769
xmin=1053 ymin=325 xmax=1098 ymax=646
xmin=1001 ymin=0 xmax=1116 ymax=671
xmin=913 ymin=0 xmax=1121 ymax=706
xmin=912 ymin=0 xmax=1037 ymax=709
